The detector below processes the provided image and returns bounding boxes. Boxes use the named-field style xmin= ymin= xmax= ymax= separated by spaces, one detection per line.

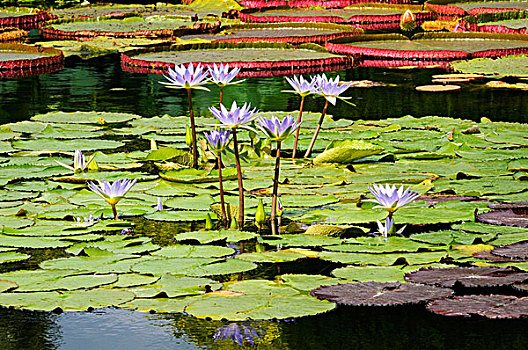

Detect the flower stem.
xmin=217 ymin=153 xmax=228 ymax=229
xmin=291 ymin=95 xmax=305 ymax=159
xmin=219 ymin=86 xmax=224 ymax=106
xmin=232 ymin=128 xmax=244 ymax=228
xmin=111 ymin=204 xmax=118 ymax=221
xmin=187 ymin=88 xmax=198 ymax=169
xmin=304 ymin=99 xmax=329 ymax=159
xmin=271 ymin=141 xmax=281 ymax=235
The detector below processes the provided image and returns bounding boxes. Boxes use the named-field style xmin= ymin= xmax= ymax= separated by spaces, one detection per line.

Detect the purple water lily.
xmin=258 ymin=114 xmax=299 ymax=234
xmin=304 ymin=74 xmax=354 ymax=158
xmin=88 ymin=178 xmax=136 ymax=220
xmin=368 ymin=184 xmax=420 ymax=215
xmin=257 ymin=114 xmax=300 ymax=142
xmin=209 ymin=101 xmax=261 ymax=129
xmin=160 ymin=62 xmax=210 ymax=91
xmin=213 ymin=323 xmax=262 ymax=345
xmin=204 ymin=128 xmax=232 ymax=228
xmin=314 ymin=74 xmax=352 ymax=106
xmin=160 ymin=62 xmax=210 ymax=169
xmin=204 ymin=128 xmax=231 ymax=154
xmin=156 ymin=197 xmax=163 ymax=211
xmin=55 ymin=149 xmax=96 ymax=173
xmin=208 ymin=63 xmax=245 ymax=104
xmin=284 ymin=75 xmax=317 ymax=158
xmin=377 ymin=216 xmax=394 ymax=239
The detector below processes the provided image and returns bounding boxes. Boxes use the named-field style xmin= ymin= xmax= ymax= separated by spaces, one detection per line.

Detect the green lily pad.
xmin=185 ymin=259 xmax=258 ymax=277
xmin=173 ymin=230 xmax=257 ymax=243
xmin=160 ymin=167 xmax=238 ymax=183
xmin=0 ymin=288 xmax=135 ymax=311
xmin=314 ymin=140 xmax=383 ymax=164
xmin=0 ymin=279 xmax=18 ymax=292
xmin=164 ymin=194 xmax=214 ymax=211
xmin=0 ymin=234 xmax=72 ymax=249
xmin=410 ymin=230 xmax=495 ymax=245
xmin=236 ymin=250 xmax=307 ymax=263
xmin=123 ymin=297 xmax=189 ymax=313
xmin=279 ymin=273 xmax=341 ymax=291
xmin=40 ymin=248 xmax=140 ymax=273
xmin=259 ymin=234 xmax=343 ymax=247
xmin=0 ymin=217 xmax=34 ymax=230
xmin=324 ymin=236 xmax=443 ymax=253
xmin=127 ymin=274 xmax=221 ymax=298
xmin=113 ymin=273 xmax=160 ymax=288
xmin=318 ymin=251 xmax=448 ymax=266
xmin=331 ymin=266 xmax=406 ymax=283
xmin=31 ymin=111 xmax=139 ymax=124
xmin=131 ymin=257 xmax=219 ymax=276
xmin=0 ymin=252 xmax=31 ymax=264
xmin=145 ymin=210 xmax=217 ymax=222
xmin=184 ymin=279 xmax=335 ymax=321
xmin=151 ymin=245 xmax=234 ymax=259
xmin=12 ymin=138 xmax=125 ymax=152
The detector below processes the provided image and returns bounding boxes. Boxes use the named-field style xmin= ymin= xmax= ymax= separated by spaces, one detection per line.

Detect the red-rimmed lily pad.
xmin=121 ymin=42 xmax=353 ymax=78
xmin=490 ymin=241 xmax=528 ymax=259
xmin=427 ymin=294 xmax=528 ymax=319
xmin=404 ymin=266 xmax=528 ymax=288
xmin=473 ymin=250 xmax=528 ymax=262
xmin=0 ymin=7 xmax=54 ymax=30
xmin=476 ymin=208 xmax=528 ymax=228
xmin=310 ymin=282 xmax=453 ymax=306
xmin=0 ymin=43 xmax=63 ymax=78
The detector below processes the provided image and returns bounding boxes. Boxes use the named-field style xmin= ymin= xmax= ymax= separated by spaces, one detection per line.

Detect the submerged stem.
xmin=187 ymin=88 xmax=198 ymax=169
xmin=304 ymin=99 xmax=329 ymax=159
xmin=217 ymin=153 xmax=228 ymax=229
xmin=271 ymin=141 xmax=281 ymax=235
xmin=292 ymin=95 xmax=305 ymax=159
xmin=232 ymin=128 xmax=244 ymax=228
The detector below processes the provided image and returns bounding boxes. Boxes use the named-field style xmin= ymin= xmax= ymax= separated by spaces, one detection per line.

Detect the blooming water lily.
xmin=88 ymin=178 xmax=136 ymax=220
xmin=368 ymin=183 xmax=420 ymax=216
xmin=55 ymin=149 xmax=96 ymax=173
xmin=208 ymin=63 xmax=244 ymax=104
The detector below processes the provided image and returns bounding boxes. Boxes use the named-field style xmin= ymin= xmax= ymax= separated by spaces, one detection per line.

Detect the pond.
xmin=1 ymin=53 xmax=528 ymax=349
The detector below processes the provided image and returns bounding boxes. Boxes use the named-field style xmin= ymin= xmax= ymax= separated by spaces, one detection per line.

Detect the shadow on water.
xmin=0 ymin=55 xmax=527 ymax=124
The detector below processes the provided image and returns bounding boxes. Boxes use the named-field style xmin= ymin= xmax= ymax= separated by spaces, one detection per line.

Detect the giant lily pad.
xmin=31 ymin=111 xmax=139 ymax=125
xmin=476 ymin=208 xmax=528 ymax=227
xmin=490 ymin=241 xmax=528 ymax=259
xmin=310 ymin=282 xmax=453 ymax=306
xmin=427 ymin=295 xmax=528 ymax=319
xmin=331 ymin=266 xmax=406 ymax=283
xmin=404 ymin=266 xmax=528 ymax=287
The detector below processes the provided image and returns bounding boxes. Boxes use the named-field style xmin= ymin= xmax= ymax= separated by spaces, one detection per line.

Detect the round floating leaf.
xmin=313 ymin=140 xmax=383 ymax=165
xmin=318 ymin=251 xmax=448 ymax=266
xmin=331 ymin=266 xmax=406 ymax=283
xmin=31 ymin=111 xmax=139 ymax=124
xmin=123 ymin=297 xmax=189 ymax=313
xmin=164 ymin=194 xmax=214 ymax=211
xmin=405 ymin=266 xmax=528 ymax=288
xmin=236 ymin=250 xmax=307 ymax=263
xmin=325 ymin=236 xmax=442 ymax=253
xmin=491 ymin=242 xmax=528 ymax=259
xmin=427 ymin=295 xmax=528 ymax=319
xmin=145 ymin=210 xmax=217 ymax=222
xmin=259 ymin=234 xmax=342 ymax=247
xmin=0 ymin=279 xmax=17 ymax=292
xmin=185 ymin=279 xmax=335 ymax=321
xmin=490 ymin=232 xmax=528 ymax=246
xmin=113 ymin=273 xmax=160 ymax=288
xmin=0 ymin=252 xmax=31 ymax=264
xmin=160 ymin=168 xmax=238 ymax=183
xmin=410 ymin=230 xmax=495 ymax=246
xmin=0 ymin=234 xmax=72 ymax=249
xmin=173 ymin=230 xmax=257 ymax=244
xmin=152 ymin=245 xmax=234 ymax=259
xmin=279 ymin=274 xmax=341 ymax=292
xmin=40 ymin=248 xmax=140 ymax=273
xmin=0 ymin=217 xmax=33 ymax=229
xmin=476 ymin=209 xmax=528 ymax=227
xmin=453 ymin=222 xmax=528 ymax=235
xmin=311 ymin=282 xmax=453 ymax=306
xmin=185 ymin=259 xmax=258 ymax=277
xmin=131 ymin=257 xmax=219 ymax=276
xmin=12 ymin=138 xmax=125 ymax=152
xmin=127 ymin=274 xmax=221 ymax=298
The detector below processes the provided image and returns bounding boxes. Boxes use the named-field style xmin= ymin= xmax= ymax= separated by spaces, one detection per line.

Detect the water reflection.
xmin=1 ymin=55 xmax=527 ymax=125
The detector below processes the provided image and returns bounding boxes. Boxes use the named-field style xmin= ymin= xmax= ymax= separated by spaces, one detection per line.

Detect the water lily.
xmin=377 ymin=216 xmax=394 ymax=239
xmin=208 ymin=63 xmax=244 ymax=104
xmin=156 ymin=197 xmax=163 ymax=211
xmin=75 ymin=214 xmax=99 ymax=224
xmin=209 ymin=101 xmax=261 ymax=227
xmin=367 ymin=184 xmax=420 ymax=216
xmin=284 ymin=75 xmax=317 ymax=159
xmin=55 ymin=149 xmax=96 ymax=173
xmin=213 ymin=323 xmax=262 ymax=346
xmin=88 ymin=178 xmax=136 ymax=220
xmin=304 ymin=74 xmax=353 ymax=158
xmin=257 ymin=113 xmax=300 ymax=142
xmin=258 ymin=114 xmax=299 ymax=234
xmin=204 ymin=128 xmax=232 ymax=228
xmin=160 ymin=62 xmax=210 ymax=169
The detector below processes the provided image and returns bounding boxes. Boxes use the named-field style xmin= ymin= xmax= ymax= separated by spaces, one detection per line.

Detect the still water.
xmin=1 ymin=55 xmax=528 ymax=349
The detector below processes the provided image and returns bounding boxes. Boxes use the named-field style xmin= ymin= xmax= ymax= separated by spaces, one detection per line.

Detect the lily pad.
xmin=404 ymin=266 xmax=528 ymax=288
xmin=236 ymin=250 xmax=307 ymax=263
xmin=185 ymin=259 xmax=258 ymax=277
xmin=311 ymin=282 xmax=453 ymax=306
xmin=151 ymin=245 xmax=235 ymax=258
xmin=427 ymin=295 xmax=528 ymax=319
xmin=31 ymin=111 xmax=139 ymax=125
xmin=127 ymin=274 xmax=221 ymax=298
xmin=12 ymin=138 xmax=125 ymax=152
xmin=490 ymin=241 xmax=528 ymax=259
xmin=476 ymin=209 xmax=528 ymax=227
xmin=313 ymin=140 xmax=383 ymax=164
xmin=173 ymin=230 xmax=257 ymax=243
xmin=331 ymin=266 xmax=406 ymax=283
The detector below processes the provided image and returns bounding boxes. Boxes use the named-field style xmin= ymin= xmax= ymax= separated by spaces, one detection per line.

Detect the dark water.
xmin=1 ymin=54 xmax=527 ymax=125
xmin=1 ymin=55 xmax=528 ymax=349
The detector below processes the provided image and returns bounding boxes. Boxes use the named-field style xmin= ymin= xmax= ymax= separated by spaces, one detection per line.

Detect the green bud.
xmin=230 ymin=217 xmax=238 ymax=229
xmin=205 ymin=213 xmax=213 ymax=230
xmin=255 ymin=199 xmax=266 ymax=231
xmin=185 ymin=125 xmax=192 ymax=148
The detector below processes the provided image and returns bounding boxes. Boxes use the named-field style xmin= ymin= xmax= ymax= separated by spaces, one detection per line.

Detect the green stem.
xmin=292 ymin=95 xmax=305 ymax=159
xmin=304 ymin=99 xmax=329 ymax=159
xmin=232 ymin=128 xmax=244 ymax=228
xmin=187 ymin=88 xmax=198 ymax=169
xmin=217 ymin=153 xmax=228 ymax=229
xmin=271 ymin=141 xmax=281 ymax=235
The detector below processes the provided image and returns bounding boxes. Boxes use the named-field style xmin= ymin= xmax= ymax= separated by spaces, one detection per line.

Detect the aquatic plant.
xmin=156 ymin=197 xmax=163 ymax=211
xmin=277 ymin=197 xmax=283 ymax=228
xmin=257 ymin=114 xmax=300 ymax=234
xmin=160 ymin=62 xmax=210 ymax=169
xmin=204 ymin=128 xmax=232 ymax=228
xmin=208 ymin=63 xmax=244 ymax=105
xmin=376 ymin=216 xmax=393 ymax=239
xmin=284 ymin=75 xmax=317 ymax=158
xmin=368 ymin=184 xmax=420 ymax=218
xmin=213 ymin=323 xmax=262 ymax=345
xmin=400 ymin=10 xmax=416 ymax=32
xmin=209 ymin=101 xmax=261 ymax=227
xmin=255 ymin=198 xmax=266 ymax=234
xmin=304 ymin=74 xmax=353 ymax=158
xmin=55 ymin=149 xmax=96 ymax=173
xmin=87 ymin=178 xmax=137 ymax=220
